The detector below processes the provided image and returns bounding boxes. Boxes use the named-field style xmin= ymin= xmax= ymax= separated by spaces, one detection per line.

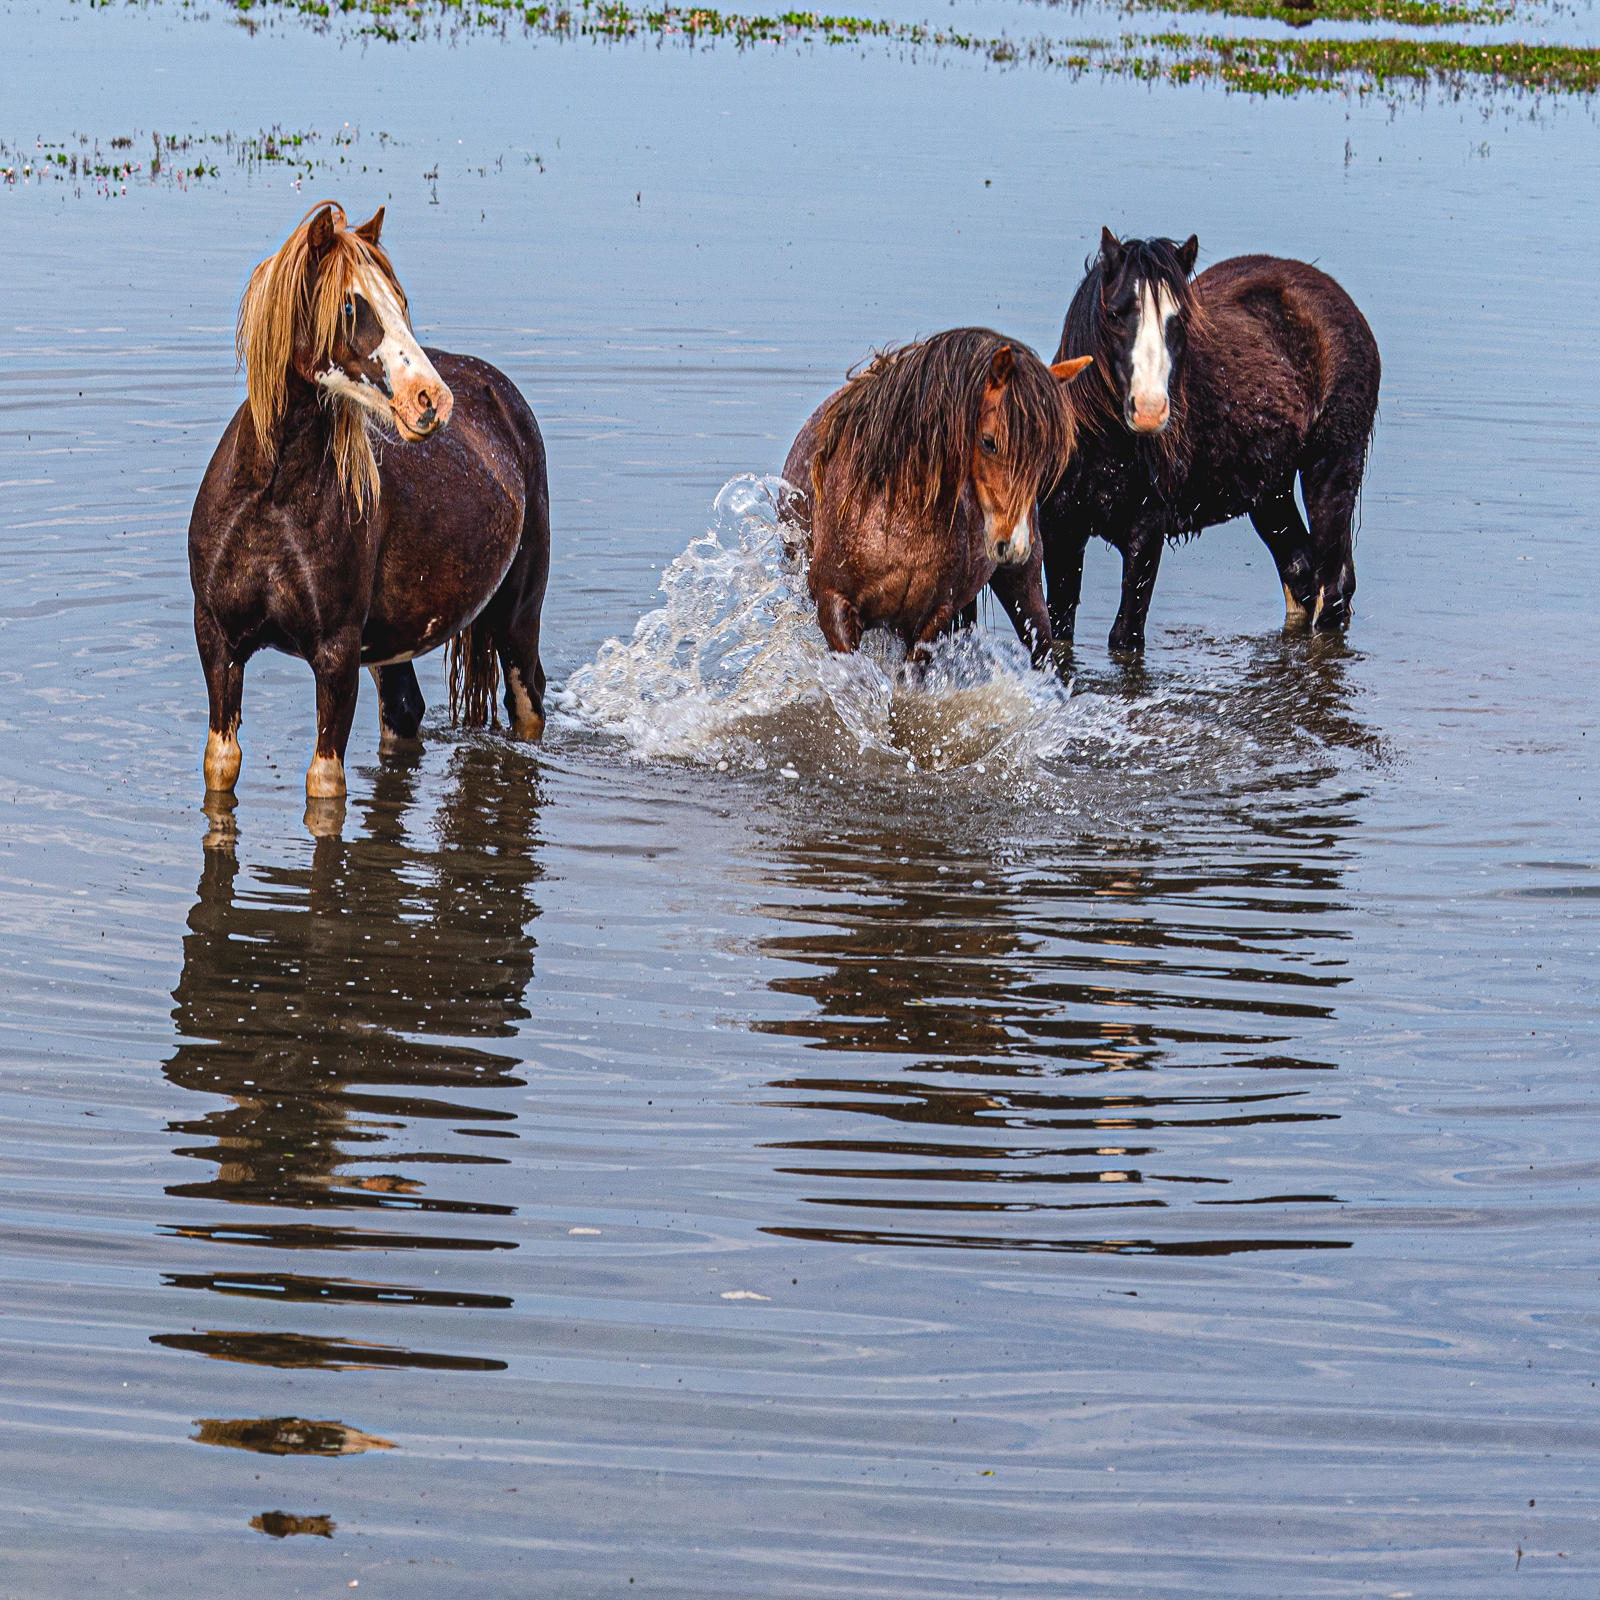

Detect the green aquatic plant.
xmin=1040 ymin=0 xmax=1521 ymax=29
xmin=1107 ymin=33 xmax=1600 ymax=92
xmin=63 ymin=0 xmax=1600 ymax=99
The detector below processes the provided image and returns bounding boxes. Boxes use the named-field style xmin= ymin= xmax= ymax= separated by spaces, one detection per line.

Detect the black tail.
xmin=447 ymin=618 xmax=501 ymax=729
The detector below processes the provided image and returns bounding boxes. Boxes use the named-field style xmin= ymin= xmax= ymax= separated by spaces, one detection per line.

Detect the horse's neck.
xmin=247 ymin=372 xmax=343 ymax=505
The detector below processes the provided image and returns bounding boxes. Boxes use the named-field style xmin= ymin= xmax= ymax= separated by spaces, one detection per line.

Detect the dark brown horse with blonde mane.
xmin=188 ymin=201 xmax=549 ymax=802
xmin=782 ymin=328 xmax=1091 ymax=664
xmin=1040 ymin=229 xmax=1379 ymax=653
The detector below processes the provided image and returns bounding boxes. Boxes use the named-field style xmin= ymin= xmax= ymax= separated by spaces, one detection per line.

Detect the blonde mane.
xmin=235 ymin=200 xmax=411 ymax=515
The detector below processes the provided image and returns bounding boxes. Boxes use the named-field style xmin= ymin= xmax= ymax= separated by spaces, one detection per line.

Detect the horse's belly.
xmin=364 ymin=436 xmax=524 ymax=661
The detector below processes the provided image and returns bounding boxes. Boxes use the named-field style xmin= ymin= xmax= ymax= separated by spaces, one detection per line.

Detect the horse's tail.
xmin=447 ymin=618 xmax=501 ymax=730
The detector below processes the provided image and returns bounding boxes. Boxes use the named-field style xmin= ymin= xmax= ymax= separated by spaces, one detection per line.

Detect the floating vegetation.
xmin=205 ymin=0 xmax=1600 ymax=98
xmin=2 ymin=125 xmax=395 ymax=197
xmin=1038 ymin=0 xmax=1521 ymax=28
xmin=48 ymin=0 xmax=1600 ymax=107
xmin=1100 ymin=33 xmax=1600 ymax=93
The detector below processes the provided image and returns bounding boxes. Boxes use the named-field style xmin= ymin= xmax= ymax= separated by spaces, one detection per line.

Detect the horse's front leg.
xmin=1108 ymin=520 xmax=1167 ymax=654
xmin=306 ymin=629 xmax=362 ymax=799
xmin=197 ymin=604 xmax=245 ymax=794
xmin=909 ymin=600 xmax=958 ymax=664
xmin=815 ymin=588 xmax=864 ymax=654
xmin=988 ymin=539 xmax=1054 ymax=667
xmin=371 ymin=663 xmax=426 ymax=745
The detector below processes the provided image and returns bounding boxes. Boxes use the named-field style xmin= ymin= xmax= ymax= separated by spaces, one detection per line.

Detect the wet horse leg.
xmin=1299 ymin=448 xmax=1362 ymax=630
xmin=1108 ymin=520 xmax=1167 ymax=654
xmin=815 ymin=588 xmax=863 ymax=654
xmin=370 ymin=663 xmax=425 ymax=745
xmin=1249 ymin=490 xmax=1317 ymax=627
xmin=989 ymin=540 xmax=1054 ymax=666
xmin=491 ymin=505 xmax=551 ymax=742
xmin=1043 ymin=526 xmax=1091 ymax=645
xmin=306 ymin=629 xmax=362 ymax=799
xmin=197 ymin=604 xmax=245 ymax=793
xmin=910 ymin=600 xmax=958 ymax=664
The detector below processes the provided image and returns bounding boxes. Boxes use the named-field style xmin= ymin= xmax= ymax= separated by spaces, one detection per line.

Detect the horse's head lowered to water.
xmin=236 ymin=201 xmax=453 ymax=510
xmin=812 ymin=327 xmax=1091 ymax=568
xmin=1065 ymin=228 xmax=1201 ymax=440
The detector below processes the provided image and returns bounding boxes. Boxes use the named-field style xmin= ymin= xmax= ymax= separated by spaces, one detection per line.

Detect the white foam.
xmin=555 ymin=475 xmax=1260 ymax=788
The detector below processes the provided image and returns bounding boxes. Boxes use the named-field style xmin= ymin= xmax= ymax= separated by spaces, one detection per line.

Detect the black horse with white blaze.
xmin=1040 ymin=228 xmax=1381 ymax=654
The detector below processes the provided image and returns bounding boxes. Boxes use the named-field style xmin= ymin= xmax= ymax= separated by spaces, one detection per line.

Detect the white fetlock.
xmin=506 ymin=667 xmax=545 ymax=743
xmin=305 ymin=754 xmax=346 ymax=799
xmin=204 ymin=728 xmax=242 ymax=792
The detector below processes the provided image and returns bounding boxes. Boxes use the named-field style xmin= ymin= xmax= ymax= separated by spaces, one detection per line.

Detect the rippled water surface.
xmin=3 ymin=3 xmax=1599 ymax=1593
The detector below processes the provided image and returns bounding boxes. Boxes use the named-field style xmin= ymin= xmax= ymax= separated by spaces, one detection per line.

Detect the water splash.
xmin=557 ymin=475 xmax=1249 ymax=788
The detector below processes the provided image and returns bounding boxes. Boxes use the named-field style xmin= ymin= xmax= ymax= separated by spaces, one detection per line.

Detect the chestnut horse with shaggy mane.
xmin=782 ymin=328 xmax=1091 ymax=664
xmin=189 ymin=201 xmax=549 ymax=804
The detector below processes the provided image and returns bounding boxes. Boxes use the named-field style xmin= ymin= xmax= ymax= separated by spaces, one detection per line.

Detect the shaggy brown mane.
xmin=1058 ymin=236 xmax=1206 ymax=485
xmin=235 ymin=200 xmax=411 ymax=515
xmin=813 ymin=327 xmax=1074 ymax=529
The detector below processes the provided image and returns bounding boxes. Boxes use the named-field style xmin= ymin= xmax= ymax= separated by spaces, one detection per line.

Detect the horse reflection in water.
xmin=754 ymin=637 xmax=1372 ymax=1257
xmin=156 ymin=745 xmax=543 ymax=1371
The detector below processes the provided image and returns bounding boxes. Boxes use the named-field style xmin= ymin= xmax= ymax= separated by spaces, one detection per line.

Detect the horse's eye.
xmin=981 ymin=435 xmax=999 ymax=456
xmin=343 ymin=302 xmax=354 ymax=321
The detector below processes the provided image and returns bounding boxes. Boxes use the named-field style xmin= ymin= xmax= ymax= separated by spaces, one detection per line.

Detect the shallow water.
xmin=3 ymin=3 xmax=1600 ymax=1593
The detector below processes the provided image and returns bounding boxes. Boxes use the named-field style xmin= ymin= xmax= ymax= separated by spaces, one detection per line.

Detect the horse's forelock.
xmin=819 ymin=328 xmax=1064 ymax=522
xmin=237 ymin=203 xmax=409 ymax=514
xmin=1060 ymin=235 xmax=1200 ymax=473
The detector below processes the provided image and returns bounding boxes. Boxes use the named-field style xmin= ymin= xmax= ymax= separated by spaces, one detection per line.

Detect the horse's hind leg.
xmin=1299 ymin=446 xmax=1364 ymax=630
xmin=306 ymin=630 xmax=362 ymax=799
xmin=1249 ymin=491 xmax=1317 ymax=627
xmin=370 ymin=663 xmax=425 ymax=746
xmin=197 ymin=605 xmax=244 ymax=793
xmin=491 ymin=505 xmax=551 ymax=743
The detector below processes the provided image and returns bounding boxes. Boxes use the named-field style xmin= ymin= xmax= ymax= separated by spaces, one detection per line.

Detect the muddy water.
xmin=4 ymin=4 xmax=1600 ymax=1594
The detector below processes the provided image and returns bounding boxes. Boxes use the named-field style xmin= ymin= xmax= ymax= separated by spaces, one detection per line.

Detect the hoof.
xmin=303 ymin=798 xmax=346 ymax=839
xmin=305 ymin=754 xmax=347 ymax=799
xmin=1310 ymin=585 xmax=1351 ymax=631
xmin=203 ymin=729 xmax=242 ymax=793
xmin=510 ymin=711 xmax=546 ymax=743
xmin=1282 ymin=583 xmax=1312 ymax=629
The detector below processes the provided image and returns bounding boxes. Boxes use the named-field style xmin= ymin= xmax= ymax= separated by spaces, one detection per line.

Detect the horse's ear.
xmin=987 ymin=345 xmax=1014 ymax=386
xmin=307 ymin=205 xmax=337 ymax=263
xmin=1177 ymin=234 xmax=1199 ymax=277
xmin=1051 ymin=356 xmax=1094 ymax=384
xmin=354 ymin=207 xmax=385 ymax=247
xmin=1099 ymin=226 xmax=1122 ymax=270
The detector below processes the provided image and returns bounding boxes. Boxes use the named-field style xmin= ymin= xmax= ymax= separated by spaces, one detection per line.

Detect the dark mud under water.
xmin=3 ymin=6 xmax=1599 ymax=1594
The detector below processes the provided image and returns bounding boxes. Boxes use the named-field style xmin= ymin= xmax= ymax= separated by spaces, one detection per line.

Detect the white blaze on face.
xmin=318 ymin=265 xmax=451 ymax=439
xmin=982 ymin=505 xmax=1032 ymax=566
xmin=1128 ymin=279 xmax=1179 ymax=432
